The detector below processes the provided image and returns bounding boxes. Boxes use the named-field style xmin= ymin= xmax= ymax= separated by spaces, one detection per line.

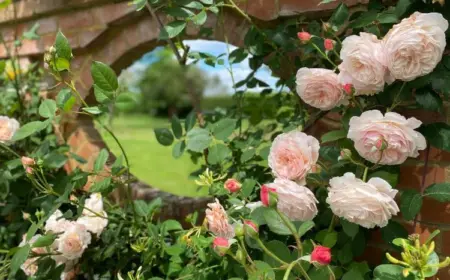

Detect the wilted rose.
xmin=327 ymin=173 xmax=399 ymax=228
xmin=296 ymin=68 xmax=346 ymax=110
xmin=384 ymin=12 xmax=448 ymax=81
xmin=268 ymin=131 xmax=320 ymax=185
xmin=205 ymin=199 xmax=235 ymax=239
xmin=347 ymin=110 xmax=426 ymax=165
xmin=0 ymin=116 xmax=20 ymax=143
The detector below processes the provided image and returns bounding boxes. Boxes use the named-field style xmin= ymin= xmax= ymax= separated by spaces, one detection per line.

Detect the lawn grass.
xmin=99 ymin=114 xmax=208 ymax=197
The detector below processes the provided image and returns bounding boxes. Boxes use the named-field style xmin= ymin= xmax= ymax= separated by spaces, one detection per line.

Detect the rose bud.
xmin=374 ymin=137 xmax=388 ymax=151
xmin=260 ymin=185 xmax=277 ymax=207
xmin=311 ymin=245 xmax=332 ymax=265
xmin=234 ymin=222 xmax=244 ymax=238
xmin=324 ymin=39 xmax=335 ymax=51
xmin=244 ymin=220 xmax=259 ymax=238
xmin=338 ymin=149 xmax=352 ymax=161
xmin=343 ymin=84 xmax=353 ymax=95
xmin=322 ymin=22 xmax=332 ymax=32
xmin=212 ymin=237 xmax=230 ymax=256
xmin=224 ymin=178 xmax=241 ymax=193
xmin=297 ymin=31 xmax=311 ymax=43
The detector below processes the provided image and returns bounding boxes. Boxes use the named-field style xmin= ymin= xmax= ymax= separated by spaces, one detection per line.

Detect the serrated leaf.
xmin=186 ymin=127 xmax=211 ymax=152
xmin=39 ymin=99 xmax=57 ymax=118
xmin=12 ymin=120 xmax=49 ymax=141
xmin=341 ymin=219 xmax=359 ymax=238
xmin=400 ymin=189 xmax=423 ymax=221
xmin=241 ymin=179 xmax=256 ymax=198
xmin=298 ymin=221 xmax=315 ymax=237
xmin=207 ymin=144 xmax=231 ymax=164
xmin=55 ymin=31 xmax=72 ymax=61
xmin=94 ymin=84 xmax=112 ymax=103
xmin=211 ymin=118 xmax=236 ymax=141
xmin=321 ymin=129 xmax=347 ymax=143
xmin=192 ymin=10 xmax=207 ymax=25
xmin=94 ymin=149 xmax=109 ymax=172
xmin=89 ymin=177 xmax=112 ymax=193
xmin=171 ymin=115 xmax=183 ymax=139
xmin=330 ymin=3 xmax=349 ymax=27
xmin=240 ymin=148 xmax=255 ymax=162
xmin=263 ymin=208 xmax=291 ymax=235
xmin=172 ymin=141 xmax=186 ymax=159
xmin=395 ymin=0 xmax=413 ymax=17
xmin=32 ymin=234 xmax=57 ymax=248
xmin=134 ymin=200 xmax=149 ymax=217
xmin=9 ymin=244 xmax=30 ymax=278
xmin=185 ymin=111 xmax=196 ymax=132
xmin=424 ymin=183 xmax=450 ymax=202
xmin=160 ymin=21 xmax=186 ymax=39
xmin=415 ymin=90 xmax=442 ymax=112
xmin=155 ymin=128 xmax=174 ymax=146
xmin=91 ymin=61 xmax=118 ymax=92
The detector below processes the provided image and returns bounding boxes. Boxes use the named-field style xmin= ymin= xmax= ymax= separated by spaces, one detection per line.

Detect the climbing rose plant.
xmin=1 ymin=0 xmax=450 ymax=280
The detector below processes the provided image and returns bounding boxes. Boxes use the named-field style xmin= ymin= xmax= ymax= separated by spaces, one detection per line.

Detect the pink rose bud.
xmin=324 ymin=39 xmax=335 ymax=51
xmin=234 ymin=223 xmax=244 ymax=237
xmin=244 ymin=220 xmax=259 ymax=238
xmin=260 ymin=185 xmax=277 ymax=207
xmin=322 ymin=22 xmax=332 ymax=32
xmin=212 ymin=237 xmax=230 ymax=256
xmin=338 ymin=149 xmax=352 ymax=161
xmin=375 ymin=137 xmax=388 ymax=151
xmin=297 ymin=31 xmax=311 ymax=43
xmin=25 ymin=167 xmax=34 ymax=175
xmin=224 ymin=178 xmax=241 ymax=193
xmin=311 ymin=245 xmax=332 ymax=265
xmin=21 ymin=157 xmax=35 ymax=167
xmin=343 ymin=84 xmax=353 ymax=95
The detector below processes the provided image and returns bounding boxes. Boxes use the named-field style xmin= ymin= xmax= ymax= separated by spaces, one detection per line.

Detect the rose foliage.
xmin=1 ymin=0 xmax=450 ymax=280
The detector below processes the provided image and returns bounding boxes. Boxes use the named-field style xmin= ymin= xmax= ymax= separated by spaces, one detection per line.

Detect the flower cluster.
xmin=21 ymin=193 xmax=108 ymax=279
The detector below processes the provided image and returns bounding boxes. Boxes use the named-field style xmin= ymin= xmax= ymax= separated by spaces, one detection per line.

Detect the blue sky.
xmin=120 ymin=39 xmax=281 ymax=96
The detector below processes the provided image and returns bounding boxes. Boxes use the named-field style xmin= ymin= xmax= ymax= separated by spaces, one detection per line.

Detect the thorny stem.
xmin=311 ymin=42 xmax=338 ymax=68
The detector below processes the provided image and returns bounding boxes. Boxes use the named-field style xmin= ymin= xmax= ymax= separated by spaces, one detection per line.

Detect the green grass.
xmin=99 ymin=115 xmax=208 ymax=197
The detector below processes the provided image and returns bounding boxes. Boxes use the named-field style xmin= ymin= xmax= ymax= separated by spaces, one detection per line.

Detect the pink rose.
xmin=324 ymin=39 xmax=335 ymax=51
xmin=0 ymin=116 xmax=19 ymax=143
xmin=268 ymin=131 xmax=320 ymax=184
xmin=212 ymin=237 xmax=230 ymax=256
xmin=311 ymin=246 xmax=332 ymax=265
xmin=327 ymin=173 xmax=399 ymax=228
xmin=296 ymin=68 xmax=346 ymax=110
xmin=347 ymin=110 xmax=426 ymax=165
xmin=224 ymin=178 xmax=241 ymax=193
xmin=266 ymin=179 xmax=318 ymax=221
xmin=297 ymin=31 xmax=311 ymax=42
xmin=384 ymin=12 xmax=448 ymax=81
xmin=338 ymin=33 xmax=390 ymax=95
xmin=260 ymin=185 xmax=277 ymax=207
xmin=205 ymin=199 xmax=235 ymax=239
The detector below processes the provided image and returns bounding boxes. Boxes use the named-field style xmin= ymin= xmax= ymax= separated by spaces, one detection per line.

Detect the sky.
xmin=119 ymin=39 xmax=281 ymax=96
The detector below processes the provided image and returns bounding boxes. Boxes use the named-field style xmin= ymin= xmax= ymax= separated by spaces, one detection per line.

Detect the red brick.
xmin=398 ymin=165 xmax=446 ymax=191
xmin=418 ymin=147 xmax=450 ymax=163
xmin=236 ymin=0 xmax=278 ymax=21
xmin=279 ymin=0 xmax=368 ymax=16
xmin=36 ymin=17 xmax=58 ymax=35
xmin=58 ymin=11 xmax=95 ymax=31
xmin=77 ymin=29 xmax=104 ymax=48
xmin=91 ymin=2 xmax=135 ymax=24
xmin=439 ymin=231 xmax=450 ymax=256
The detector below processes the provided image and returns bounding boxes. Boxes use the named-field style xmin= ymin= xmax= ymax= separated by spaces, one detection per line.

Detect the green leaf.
xmin=94 ymin=84 xmax=112 ymax=103
xmin=162 ymin=220 xmax=183 ymax=234
xmin=321 ymin=130 xmax=347 ymax=143
xmin=400 ymin=189 xmax=423 ymax=221
xmin=240 ymin=148 xmax=255 ymax=162
xmin=160 ymin=21 xmax=186 ymax=39
xmin=91 ymin=61 xmax=118 ymax=92
xmin=134 ymin=200 xmax=149 ymax=217
xmin=229 ymin=48 xmax=248 ymax=64
xmin=298 ymin=221 xmax=315 ymax=237
xmin=263 ymin=208 xmax=291 ymax=235
xmin=200 ymin=0 xmax=213 ymax=4
xmin=154 ymin=128 xmax=174 ymax=146
xmin=82 ymin=106 xmax=102 ymax=115
xmin=185 ymin=112 xmax=196 ymax=132
xmin=192 ymin=10 xmax=207 ymax=25
xmin=373 ymin=264 xmax=414 ymax=280
xmin=39 ymin=99 xmax=57 ymax=118
xmin=115 ymin=92 xmax=137 ymax=111
xmin=55 ymin=57 xmax=70 ymax=71
xmin=32 ymin=234 xmax=57 ymax=248
xmin=23 ymin=23 xmax=40 ymax=40
xmin=12 ymin=120 xmax=49 ymax=141
xmin=55 ymin=31 xmax=72 ymax=60
xmin=424 ymin=183 xmax=450 ymax=202
xmin=9 ymin=244 xmax=30 ymax=278
xmin=211 ymin=118 xmax=236 ymax=141
xmin=165 ymin=7 xmax=194 ymax=18
xmin=341 ymin=219 xmax=359 ymax=238
xmin=250 ymin=261 xmax=275 ymax=280
xmin=381 ymin=221 xmax=408 ymax=246
xmin=89 ymin=177 xmax=112 ymax=193
xmin=423 ymin=252 xmax=439 ymax=277
xmin=419 ymin=123 xmax=450 ymax=152
xmin=0 ymin=0 xmax=12 ymax=9
xmin=0 ymin=60 xmax=5 ymax=75
xmin=377 ymin=10 xmax=399 ymax=24
xmin=132 ymin=0 xmax=146 ymax=10
xmin=184 ymin=1 xmax=203 ymax=9
xmin=416 ymin=90 xmax=442 ymax=112
xmin=250 ymin=207 xmax=266 ymax=226
xmin=263 ymin=240 xmax=292 ymax=267
xmin=349 ymin=262 xmax=371 ymax=277
xmin=241 ymin=179 xmax=256 ymax=198
xmin=207 ymin=144 xmax=231 ymax=164
xmin=172 ymin=141 xmax=186 ymax=159
xmin=369 ymin=169 xmax=399 ymax=187
xmin=186 ymin=127 xmax=211 ymax=152
xmin=349 ymin=10 xmax=378 ymax=28
xmin=338 ymin=243 xmax=354 ymax=265
xmin=329 ymin=3 xmax=349 ymax=27
xmin=342 ymin=269 xmax=363 ymax=280
xmin=26 ymin=223 xmax=39 ymax=241
xmin=56 ymin=88 xmax=76 ymax=112
xmin=171 ymin=115 xmax=183 ymax=139
xmin=94 ymin=149 xmax=109 ymax=172
xmin=315 ymin=229 xmax=338 ymax=248
xmin=425 ymin=230 xmax=440 ymax=244
xmin=395 ymin=0 xmax=413 ymax=17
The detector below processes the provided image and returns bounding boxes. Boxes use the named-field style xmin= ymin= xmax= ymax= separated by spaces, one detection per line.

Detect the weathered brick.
xmin=398 ymin=165 xmax=446 ymax=190
xmin=36 ymin=17 xmax=58 ymax=35
xmin=58 ymin=10 xmax=95 ymax=31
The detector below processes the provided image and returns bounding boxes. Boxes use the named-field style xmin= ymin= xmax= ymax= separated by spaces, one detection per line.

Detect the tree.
xmin=138 ymin=48 xmax=207 ymax=116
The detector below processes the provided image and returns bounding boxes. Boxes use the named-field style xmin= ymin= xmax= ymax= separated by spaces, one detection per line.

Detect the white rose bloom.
xmin=326 ymin=173 xmax=399 ymax=228
xmin=83 ymin=193 xmax=104 ymax=214
xmin=384 ymin=12 xmax=448 ymax=81
xmin=266 ymin=178 xmax=318 ymax=221
xmin=55 ymin=222 xmax=92 ymax=260
xmin=45 ymin=210 xmax=70 ymax=233
xmin=77 ymin=211 xmax=108 ymax=237
xmin=338 ymin=33 xmax=390 ymax=95
xmin=0 ymin=116 xmax=20 ymax=143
